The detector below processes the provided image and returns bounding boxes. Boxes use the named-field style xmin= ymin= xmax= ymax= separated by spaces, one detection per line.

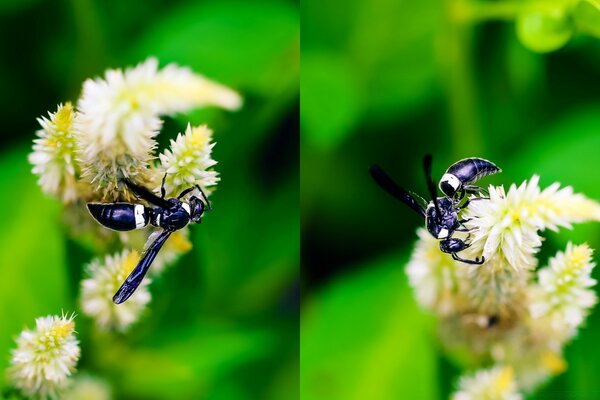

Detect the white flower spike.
xmin=9 ymin=313 xmax=80 ymax=399
xmin=80 ymin=249 xmax=151 ymax=331
xmin=76 ymin=57 xmax=238 ymax=199
xmin=29 ymin=103 xmax=80 ymax=203
xmin=463 ymin=176 xmax=600 ymax=272
xmin=452 ymin=366 xmax=522 ymax=400
xmin=158 ymin=123 xmax=219 ymax=197
xmin=530 ymin=243 xmax=597 ymax=341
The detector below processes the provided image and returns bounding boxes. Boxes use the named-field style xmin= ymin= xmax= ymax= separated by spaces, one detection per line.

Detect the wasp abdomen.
xmin=446 ymin=158 xmax=501 ymax=185
xmin=87 ymin=203 xmax=150 ymax=231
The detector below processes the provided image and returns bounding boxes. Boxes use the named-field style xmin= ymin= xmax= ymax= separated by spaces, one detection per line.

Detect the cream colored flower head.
xmin=463 ymin=175 xmax=600 ymax=271
xmin=9 ymin=313 xmax=80 ymax=399
xmin=530 ymin=243 xmax=597 ymax=340
xmin=80 ymin=249 xmax=150 ymax=331
xmin=29 ymin=103 xmax=80 ymax=203
xmin=405 ymin=172 xmax=600 ymax=395
xmin=75 ymin=57 xmax=239 ymax=200
xmin=452 ymin=366 xmax=522 ymax=400
xmin=158 ymin=123 xmax=219 ymax=197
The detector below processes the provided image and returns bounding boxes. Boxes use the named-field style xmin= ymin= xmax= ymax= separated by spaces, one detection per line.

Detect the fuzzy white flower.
xmin=29 ymin=103 xmax=81 ymax=203
xmin=452 ymin=366 xmax=522 ymax=400
xmin=76 ymin=58 xmax=239 ymax=199
xmin=530 ymin=243 xmax=597 ymax=340
xmin=80 ymin=250 xmax=150 ymax=331
xmin=463 ymin=176 xmax=600 ymax=272
xmin=464 ymin=176 xmax=600 ymax=271
xmin=9 ymin=314 xmax=80 ymax=399
xmin=158 ymin=124 xmax=219 ymax=197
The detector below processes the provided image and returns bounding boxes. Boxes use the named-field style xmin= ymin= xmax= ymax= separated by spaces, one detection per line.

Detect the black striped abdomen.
xmin=446 ymin=158 xmax=501 ymax=185
xmin=87 ymin=203 xmax=150 ymax=231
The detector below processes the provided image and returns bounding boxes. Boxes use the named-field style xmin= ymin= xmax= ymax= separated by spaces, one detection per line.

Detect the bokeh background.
xmin=0 ymin=0 xmax=298 ymax=399
xmin=301 ymin=0 xmax=600 ymax=398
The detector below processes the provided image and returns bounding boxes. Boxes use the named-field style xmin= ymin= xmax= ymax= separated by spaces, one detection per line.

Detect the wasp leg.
xmin=177 ymin=184 xmax=212 ymax=210
xmin=464 ymin=185 xmax=489 ymax=196
xmin=121 ymin=179 xmax=169 ymax=208
xmin=457 ymin=196 xmax=490 ymax=211
xmin=160 ymin=173 xmax=167 ymax=199
xmin=455 ymin=226 xmax=476 ymax=233
xmin=452 ymin=252 xmax=485 ymax=265
xmin=177 ymin=186 xmax=195 ymax=199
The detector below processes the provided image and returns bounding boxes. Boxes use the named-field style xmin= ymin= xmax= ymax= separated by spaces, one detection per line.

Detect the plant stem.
xmin=441 ymin=0 xmax=483 ymax=158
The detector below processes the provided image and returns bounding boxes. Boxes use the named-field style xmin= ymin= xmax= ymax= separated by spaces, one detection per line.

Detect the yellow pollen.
xmin=492 ymin=366 xmax=514 ymax=393
xmin=568 ymin=245 xmax=591 ymax=270
xmin=54 ymin=102 xmax=74 ymax=131
xmin=122 ymin=250 xmax=141 ymax=275
xmin=51 ymin=319 xmax=75 ymax=340
xmin=189 ymin=126 xmax=211 ymax=148
xmin=541 ymin=351 xmax=567 ymax=374
xmin=169 ymin=231 xmax=192 ymax=252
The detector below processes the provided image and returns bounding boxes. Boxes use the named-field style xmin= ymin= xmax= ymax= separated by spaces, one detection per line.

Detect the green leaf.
xmin=516 ymin=4 xmax=573 ymax=53
xmin=0 ymin=148 xmax=68 ymax=388
xmin=573 ymin=0 xmax=600 ymax=37
xmin=301 ymin=253 xmax=438 ymax=400
xmin=301 ymin=51 xmax=362 ymax=151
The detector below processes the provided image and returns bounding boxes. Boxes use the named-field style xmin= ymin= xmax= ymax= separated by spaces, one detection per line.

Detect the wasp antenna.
xmin=423 ymin=154 xmax=441 ymax=221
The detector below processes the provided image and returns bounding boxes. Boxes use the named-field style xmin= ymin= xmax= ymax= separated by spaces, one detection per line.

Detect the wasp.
xmin=87 ymin=177 xmax=210 ymax=303
xmin=370 ymin=155 xmax=500 ymax=265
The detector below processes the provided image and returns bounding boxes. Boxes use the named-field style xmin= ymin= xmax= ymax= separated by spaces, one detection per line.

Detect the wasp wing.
xmin=410 ymin=191 xmax=428 ymax=210
xmin=369 ymin=165 xmax=426 ymax=217
xmin=113 ymin=230 xmax=173 ymax=304
xmin=423 ymin=154 xmax=442 ymax=220
xmin=122 ymin=178 xmax=170 ymax=208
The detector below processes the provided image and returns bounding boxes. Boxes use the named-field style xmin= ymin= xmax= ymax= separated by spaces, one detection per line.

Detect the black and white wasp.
xmin=370 ymin=155 xmax=501 ymax=265
xmin=87 ymin=176 xmax=211 ymax=304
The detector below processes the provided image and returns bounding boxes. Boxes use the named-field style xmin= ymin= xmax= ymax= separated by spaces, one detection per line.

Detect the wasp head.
xmin=189 ymin=196 xmax=205 ymax=223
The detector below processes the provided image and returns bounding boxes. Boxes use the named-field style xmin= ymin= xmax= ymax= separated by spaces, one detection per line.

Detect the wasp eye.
xmin=190 ymin=196 xmax=205 ymax=222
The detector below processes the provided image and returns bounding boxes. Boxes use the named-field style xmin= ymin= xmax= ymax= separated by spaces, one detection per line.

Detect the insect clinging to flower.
xmin=370 ymin=155 xmax=501 ymax=265
xmin=87 ymin=175 xmax=211 ymax=304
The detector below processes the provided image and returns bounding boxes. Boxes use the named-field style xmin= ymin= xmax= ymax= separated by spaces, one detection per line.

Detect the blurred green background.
xmin=301 ymin=0 xmax=600 ymax=399
xmin=0 ymin=0 xmax=298 ymax=399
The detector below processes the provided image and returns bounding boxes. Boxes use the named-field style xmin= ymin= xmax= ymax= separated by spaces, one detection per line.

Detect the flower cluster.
xmin=406 ymin=176 xmax=600 ymax=396
xmin=30 ymin=57 xmax=239 ymax=203
xmin=28 ymin=103 xmax=80 ymax=203
xmin=8 ymin=314 xmax=80 ymax=399
xmin=80 ymin=250 xmax=151 ymax=331
xmin=28 ymin=58 xmax=239 ymax=332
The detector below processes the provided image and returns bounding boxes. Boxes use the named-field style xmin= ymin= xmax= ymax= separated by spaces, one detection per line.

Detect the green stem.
xmin=441 ymin=0 xmax=483 ymax=158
